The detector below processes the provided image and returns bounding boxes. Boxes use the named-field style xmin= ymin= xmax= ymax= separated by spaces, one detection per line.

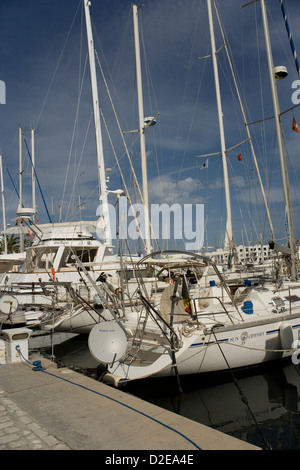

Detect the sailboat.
xmin=0 ymin=1 xmax=166 ymax=332
xmin=86 ymin=0 xmax=300 ymax=385
xmin=0 ymin=183 xmax=26 ymax=274
xmin=0 ymin=0 xmax=130 ymax=329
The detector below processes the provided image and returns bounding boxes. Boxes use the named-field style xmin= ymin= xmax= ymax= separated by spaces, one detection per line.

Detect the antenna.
xmin=88 ymin=321 xmax=127 ymax=364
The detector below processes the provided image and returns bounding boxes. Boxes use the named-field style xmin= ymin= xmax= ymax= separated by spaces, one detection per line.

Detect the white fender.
xmin=279 ymin=321 xmax=294 ymax=350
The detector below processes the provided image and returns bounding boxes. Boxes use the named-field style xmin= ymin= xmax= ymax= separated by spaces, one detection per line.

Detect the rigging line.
xmin=253 ymin=1 xmax=268 ymax=183
xmin=211 ymin=327 xmax=272 ymax=450
xmin=34 ymin=0 xmax=82 ymax=129
xmin=95 ymin=49 xmax=160 ymax=251
xmin=229 ymin=157 xmax=261 ymax=243
xmin=62 ymin=51 xmax=89 ymax=221
xmin=91 ymin=10 xmax=128 ymax=103
xmin=69 ymin=4 xmax=86 ymax=218
xmin=175 ymin=20 xmax=208 ymax=182
xmin=169 ymin=2 xmax=204 ymax=178
xmin=279 ymin=0 xmax=300 ymax=78
xmin=282 ymin=130 xmax=300 ymax=219
xmin=202 ymin=158 xmax=222 ymax=242
xmin=176 ymin=63 xmax=207 ymax=185
xmin=215 ymin=2 xmax=275 ymax=241
xmin=65 ymin=79 xmax=93 ymax=221
xmin=3 ymin=159 xmax=20 ymax=200
xmin=100 ymin=109 xmax=147 ymax=253
xmin=108 ymin=138 xmax=160 ymax=254
xmin=63 ymin=182 xmax=99 ymax=224
xmin=90 ymin=10 xmax=135 ymax=141
xmin=138 ymin=14 xmax=161 ymax=179
xmin=94 ymin=50 xmax=145 ymax=206
xmin=23 ymin=135 xmax=52 ymax=224
xmin=246 ymin=104 xmax=300 ymax=124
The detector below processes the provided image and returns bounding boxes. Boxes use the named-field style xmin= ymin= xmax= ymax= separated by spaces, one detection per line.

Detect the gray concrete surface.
xmin=0 ymin=353 xmax=260 ymax=451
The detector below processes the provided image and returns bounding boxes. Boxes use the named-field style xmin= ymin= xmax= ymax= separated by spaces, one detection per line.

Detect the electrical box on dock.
xmin=1 ymin=328 xmax=32 ymax=363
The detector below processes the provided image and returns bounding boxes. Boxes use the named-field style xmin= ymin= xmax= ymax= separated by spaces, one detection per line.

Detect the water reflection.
xmin=126 ymin=362 xmax=300 ymax=450
xmin=32 ymin=333 xmax=300 ymax=450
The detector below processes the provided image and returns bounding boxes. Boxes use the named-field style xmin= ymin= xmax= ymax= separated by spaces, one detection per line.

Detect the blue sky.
xmin=0 ymin=0 xmax=299 ymax=250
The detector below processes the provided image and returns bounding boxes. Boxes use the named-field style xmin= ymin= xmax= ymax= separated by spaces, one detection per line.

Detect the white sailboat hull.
xmin=106 ymin=313 xmax=300 ymax=383
xmin=103 ymin=279 xmax=300 ymax=384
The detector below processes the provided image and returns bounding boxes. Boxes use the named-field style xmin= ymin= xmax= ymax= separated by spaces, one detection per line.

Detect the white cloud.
xmin=148 ymin=175 xmax=200 ymax=205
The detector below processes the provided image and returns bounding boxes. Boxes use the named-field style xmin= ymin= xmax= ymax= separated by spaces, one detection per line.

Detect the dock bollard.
xmin=1 ymin=328 xmax=32 ymax=363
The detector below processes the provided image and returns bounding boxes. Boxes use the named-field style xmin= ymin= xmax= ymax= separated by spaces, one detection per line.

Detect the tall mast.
xmin=18 ymin=126 xmax=24 ymax=252
xmin=132 ymin=4 xmax=151 ymax=255
xmin=31 ymin=128 xmax=36 ymax=221
xmin=260 ymin=0 xmax=297 ymax=280
xmin=207 ymin=0 xmax=233 ymax=252
xmin=0 ymin=155 xmax=7 ymax=254
xmin=83 ymin=0 xmax=112 ymax=246
xmin=18 ymin=126 xmax=22 ymax=211
xmin=213 ymin=4 xmax=275 ymax=242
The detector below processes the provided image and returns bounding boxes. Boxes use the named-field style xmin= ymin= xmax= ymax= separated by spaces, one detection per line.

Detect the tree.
xmin=6 ymin=235 xmax=20 ymax=254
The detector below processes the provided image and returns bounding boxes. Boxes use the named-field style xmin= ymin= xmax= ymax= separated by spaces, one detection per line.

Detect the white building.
xmin=235 ymin=244 xmax=272 ymax=264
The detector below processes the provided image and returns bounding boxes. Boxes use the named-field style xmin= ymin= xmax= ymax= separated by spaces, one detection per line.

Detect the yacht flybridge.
xmin=0 ymin=220 xmax=120 ymax=328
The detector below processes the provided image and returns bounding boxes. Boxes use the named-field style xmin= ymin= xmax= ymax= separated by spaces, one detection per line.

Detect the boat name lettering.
xmin=248 ymin=332 xmax=265 ymax=339
xmin=229 ymin=336 xmax=240 ymax=342
xmin=229 ymin=331 xmax=264 ymax=342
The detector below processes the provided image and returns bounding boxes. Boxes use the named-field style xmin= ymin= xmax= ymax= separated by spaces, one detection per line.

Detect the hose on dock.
xmin=15 ymin=346 xmax=202 ymax=450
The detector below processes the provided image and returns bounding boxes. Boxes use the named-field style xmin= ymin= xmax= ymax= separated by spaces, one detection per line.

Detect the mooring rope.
xmin=15 ymin=346 xmax=202 ymax=451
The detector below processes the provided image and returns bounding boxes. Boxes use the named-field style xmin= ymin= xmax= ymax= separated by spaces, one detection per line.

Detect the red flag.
xmin=292 ymin=117 xmax=300 ymax=134
xmin=237 ymin=153 xmax=243 ymax=161
xmin=28 ymin=230 xmax=33 ymax=237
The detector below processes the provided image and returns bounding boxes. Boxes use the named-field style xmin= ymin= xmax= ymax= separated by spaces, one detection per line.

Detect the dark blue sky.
xmin=0 ymin=0 xmax=299 ymax=249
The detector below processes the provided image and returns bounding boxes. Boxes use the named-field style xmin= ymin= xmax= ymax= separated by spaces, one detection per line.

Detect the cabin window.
xmin=61 ymin=247 xmax=98 ymax=267
xmin=24 ymin=248 xmax=58 ymax=271
xmin=117 ymin=268 xmax=149 ymax=281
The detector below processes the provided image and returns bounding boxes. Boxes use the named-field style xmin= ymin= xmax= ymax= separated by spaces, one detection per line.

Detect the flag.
xmin=237 ymin=153 xmax=243 ymax=161
xmin=292 ymin=117 xmax=300 ymax=134
xmin=28 ymin=230 xmax=34 ymax=237
xmin=201 ymin=159 xmax=208 ymax=170
xmin=182 ymin=274 xmax=192 ymax=315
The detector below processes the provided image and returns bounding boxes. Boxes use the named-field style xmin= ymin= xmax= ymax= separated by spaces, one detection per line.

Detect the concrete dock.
xmin=0 ymin=353 xmax=260 ymax=451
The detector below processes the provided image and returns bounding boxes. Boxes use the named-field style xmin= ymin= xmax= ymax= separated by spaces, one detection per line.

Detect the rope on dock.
xmin=16 ymin=346 xmax=202 ymax=451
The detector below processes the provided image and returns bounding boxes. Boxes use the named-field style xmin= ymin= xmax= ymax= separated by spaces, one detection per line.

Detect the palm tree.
xmin=6 ymin=235 xmax=20 ymax=254
xmin=0 ymin=233 xmax=33 ymax=254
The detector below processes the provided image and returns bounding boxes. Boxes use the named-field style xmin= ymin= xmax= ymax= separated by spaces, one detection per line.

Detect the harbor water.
xmin=30 ymin=332 xmax=300 ymax=451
